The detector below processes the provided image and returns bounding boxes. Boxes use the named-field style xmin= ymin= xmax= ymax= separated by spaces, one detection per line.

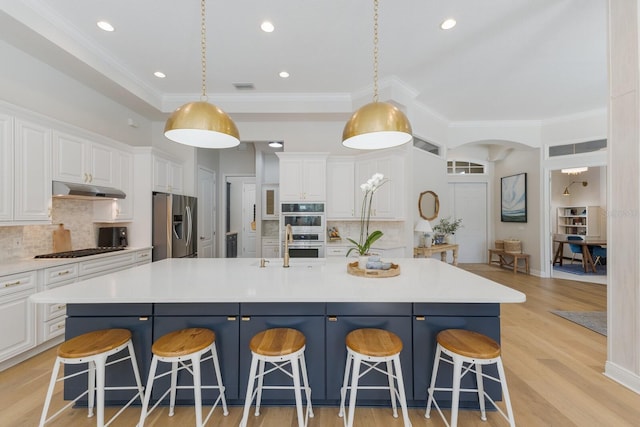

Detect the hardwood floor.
xmin=2 ymin=264 xmax=639 ymax=427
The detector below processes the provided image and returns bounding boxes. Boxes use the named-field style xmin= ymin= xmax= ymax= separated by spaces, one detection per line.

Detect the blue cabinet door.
xmin=413 ymin=315 xmax=500 ymax=404
xmin=239 ymin=316 xmax=325 ymax=402
xmin=325 ymin=316 xmax=413 ymax=403
xmin=64 ymin=316 xmax=152 ymax=404
xmin=153 ymin=315 xmax=240 ymax=401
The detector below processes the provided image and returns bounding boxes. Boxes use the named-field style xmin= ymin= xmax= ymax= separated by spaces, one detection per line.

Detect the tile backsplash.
xmin=0 ymin=199 xmax=99 ymax=261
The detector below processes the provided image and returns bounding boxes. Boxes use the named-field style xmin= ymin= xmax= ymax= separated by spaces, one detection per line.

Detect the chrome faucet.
xmin=283 ymin=224 xmax=293 ymax=268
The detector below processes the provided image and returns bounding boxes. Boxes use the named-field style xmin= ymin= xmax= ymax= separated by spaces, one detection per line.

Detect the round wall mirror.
xmin=418 ymin=190 xmax=439 ymax=220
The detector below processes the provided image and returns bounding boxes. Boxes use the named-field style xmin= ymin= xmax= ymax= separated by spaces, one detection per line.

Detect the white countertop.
xmin=0 ymin=247 xmax=151 ymax=276
xmin=30 ymin=257 xmax=525 ymax=304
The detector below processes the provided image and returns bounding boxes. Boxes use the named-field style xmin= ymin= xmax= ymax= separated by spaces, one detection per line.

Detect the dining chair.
xmin=566 ymin=235 xmax=586 ymax=265
xmin=592 ymin=246 xmax=607 ymax=265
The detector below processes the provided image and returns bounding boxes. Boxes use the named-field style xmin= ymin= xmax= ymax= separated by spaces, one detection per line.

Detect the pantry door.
xmin=450 ymin=183 xmax=488 ymax=263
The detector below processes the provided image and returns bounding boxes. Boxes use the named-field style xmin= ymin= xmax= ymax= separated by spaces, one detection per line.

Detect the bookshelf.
xmin=557 ymin=206 xmax=601 ymax=237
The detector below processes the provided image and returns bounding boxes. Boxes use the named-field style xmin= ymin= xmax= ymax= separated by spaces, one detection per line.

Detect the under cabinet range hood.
xmin=52 ymin=181 xmax=126 ymax=200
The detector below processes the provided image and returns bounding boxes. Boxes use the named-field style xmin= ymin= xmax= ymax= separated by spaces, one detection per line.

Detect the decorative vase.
xmin=358 ymin=255 xmax=369 ymax=270
xmin=445 ymin=234 xmax=455 ymax=244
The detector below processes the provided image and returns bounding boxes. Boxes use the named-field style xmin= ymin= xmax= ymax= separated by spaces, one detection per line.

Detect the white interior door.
xmin=450 ymin=183 xmax=488 ymax=263
xmin=197 ymin=167 xmax=216 ymax=258
xmin=242 ymin=183 xmax=256 ymax=258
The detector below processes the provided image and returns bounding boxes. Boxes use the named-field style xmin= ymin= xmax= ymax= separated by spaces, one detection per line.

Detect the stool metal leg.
xmin=299 ymin=352 xmax=314 ymax=419
xmin=210 ymin=343 xmax=229 ymax=415
xmin=138 ymin=356 xmax=159 ymax=427
xmin=291 ymin=354 xmax=305 ymax=427
xmin=475 ymin=362 xmax=487 ymax=421
xmin=94 ymin=354 xmax=107 ymax=427
xmin=191 ymin=354 xmax=203 ymax=427
xmin=39 ymin=358 xmax=62 ymax=427
xmin=240 ymin=355 xmax=259 ymax=427
xmin=496 ymin=358 xmax=516 ymax=427
xmin=254 ymin=359 xmax=266 ymax=416
xmin=169 ymin=361 xmax=178 ymax=416
xmin=346 ymin=354 xmax=361 ymax=427
xmin=386 ymin=360 xmax=398 ymax=418
xmin=88 ymin=360 xmax=96 ymax=418
xmin=392 ymin=355 xmax=412 ymax=427
xmin=425 ymin=344 xmax=442 ymax=419
xmin=450 ymin=355 xmax=463 ymax=427
xmin=338 ymin=351 xmax=352 ymax=418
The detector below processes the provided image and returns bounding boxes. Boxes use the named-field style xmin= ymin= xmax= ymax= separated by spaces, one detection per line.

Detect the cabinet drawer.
xmin=0 ymin=270 xmax=37 ymax=297
xmin=78 ymin=253 xmax=136 ymax=277
xmin=44 ymin=263 xmax=78 ymax=285
xmin=43 ymin=317 xmax=66 ymax=341
xmin=44 ymin=301 xmax=67 ymax=321
xmin=136 ymin=249 xmax=151 ymax=264
xmin=326 ymin=246 xmax=348 ymax=257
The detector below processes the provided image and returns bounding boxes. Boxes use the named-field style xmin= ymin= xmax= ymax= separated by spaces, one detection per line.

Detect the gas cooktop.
xmin=34 ymin=247 xmax=126 ymax=259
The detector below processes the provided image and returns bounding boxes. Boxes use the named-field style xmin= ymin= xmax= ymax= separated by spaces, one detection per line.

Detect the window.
xmin=447 ymin=160 xmax=486 ymax=175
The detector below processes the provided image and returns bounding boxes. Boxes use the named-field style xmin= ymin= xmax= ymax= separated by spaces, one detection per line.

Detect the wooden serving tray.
xmin=347 ymin=261 xmax=400 ymax=278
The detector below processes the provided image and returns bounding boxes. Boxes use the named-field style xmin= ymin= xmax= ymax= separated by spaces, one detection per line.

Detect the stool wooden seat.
xmin=339 ymin=328 xmax=410 ymax=427
xmin=426 ymin=329 xmax=515 ymax=427
xmin=139 ymin=327 xmax=228 ymax=427
xmin=241 ymin=328 xmax=313 ymax=427
xmin=39 ymin=328 xmax=144 ymax=427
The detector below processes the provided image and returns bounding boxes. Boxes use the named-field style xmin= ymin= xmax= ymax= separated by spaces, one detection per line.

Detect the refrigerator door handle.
xmin=186 ymin=205 xmax=192 ymax=248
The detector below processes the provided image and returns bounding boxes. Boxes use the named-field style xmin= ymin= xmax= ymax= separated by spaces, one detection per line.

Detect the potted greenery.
xmin=432 ymin=216 xmax=463 ymax=244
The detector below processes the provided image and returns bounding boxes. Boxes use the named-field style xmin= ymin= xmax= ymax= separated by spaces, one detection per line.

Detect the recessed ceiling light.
xmin=279 ymin=71 xmax=290 ymax=78
xmin=97 ymin=21 xmax=115 ymax=32
xmin=261 ymin=21 xmax=275 ymax=33
xmin=440 ymin=18 xmax=456 ymax=30
xmin=154 ymin=71 xmax=166 ymax=79
xmin=269 ymin=141 xmax=283 ymax=148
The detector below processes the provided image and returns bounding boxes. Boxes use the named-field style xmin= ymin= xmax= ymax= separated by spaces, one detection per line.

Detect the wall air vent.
xmin=413 ymin=136 xmax=441 ymax=156
xmin=549 ymin=139 xmax=607 ymax=157
xmin=233 ymin=83 xmax=255 ymax=90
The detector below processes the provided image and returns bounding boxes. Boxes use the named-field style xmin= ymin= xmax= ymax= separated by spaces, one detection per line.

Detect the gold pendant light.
xmin=342 ymin=0 xmax=412 ymax=150
xmin=164 ymin=0 xmax=240 ymax=149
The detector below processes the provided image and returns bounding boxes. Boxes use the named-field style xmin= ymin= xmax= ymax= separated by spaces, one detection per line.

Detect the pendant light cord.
xmin=372 ymin=0 xmax=379 ymax=103
xmin=200 ymin=0 xmax=208 ymax=101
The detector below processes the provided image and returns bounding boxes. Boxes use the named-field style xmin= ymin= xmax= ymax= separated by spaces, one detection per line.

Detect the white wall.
xmin=412 ymin=147 xmax=448 ymax=248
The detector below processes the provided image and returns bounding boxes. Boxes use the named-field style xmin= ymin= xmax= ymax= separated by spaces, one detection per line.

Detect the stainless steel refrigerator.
xmin=152 ymin=192 xmax=197 ymax=261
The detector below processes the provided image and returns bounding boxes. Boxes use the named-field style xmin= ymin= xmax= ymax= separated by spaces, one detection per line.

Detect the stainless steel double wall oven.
xmin=281 ymin=202 xmax=325 ymax=258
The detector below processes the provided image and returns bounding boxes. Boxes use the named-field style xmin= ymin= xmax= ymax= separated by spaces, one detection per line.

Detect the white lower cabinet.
xmin=262 ymin=239 xmax=280 ymax=258
xmin=0 ymin=271 xmax=37 ymax=361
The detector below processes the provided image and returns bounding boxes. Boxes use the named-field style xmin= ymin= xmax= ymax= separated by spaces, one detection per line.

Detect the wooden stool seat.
xmin=152 ymin=327 xmax=215 ymax=358
xmin=346 ymin=328 xmax=403 ymax=357
xmin=437 ymin=329 xmax=501 ymax=359
xmin=249 ymin=328 xmax=306 ymax=356
xmin=58 ymin=328 xmax=131 ymax=359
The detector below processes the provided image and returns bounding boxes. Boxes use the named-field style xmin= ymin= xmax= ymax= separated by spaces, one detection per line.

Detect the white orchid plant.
xmin=346 ymin=173 xmax=389 ymax=257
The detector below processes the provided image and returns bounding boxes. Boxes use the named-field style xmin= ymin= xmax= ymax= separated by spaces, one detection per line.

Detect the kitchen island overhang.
xmin=31 ymin=258 xmax=525 ymax=408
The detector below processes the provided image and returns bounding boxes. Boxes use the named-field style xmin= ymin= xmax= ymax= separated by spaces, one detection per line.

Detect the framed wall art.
xmin=501 ymin=172 xmax=527 ymax=223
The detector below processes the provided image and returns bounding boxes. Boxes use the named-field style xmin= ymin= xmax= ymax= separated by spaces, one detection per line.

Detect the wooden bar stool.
xmin=426 ymin=329 xmax=516 ymax=427
xmin=39 ymin=328 xmax=144 ymax=427
xmin=240 ymin=328 xmax=313 ymax=427
xmin=138 ymin=328 xmax=228 ymax=427
xmin=338 ymin=328 xmax=411 ymax=427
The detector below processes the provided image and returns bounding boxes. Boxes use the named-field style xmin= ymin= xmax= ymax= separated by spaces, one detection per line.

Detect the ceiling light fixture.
xmin=164 ymin=0 xmax=240 ymax=149
xmin=261 ymin=21 xmax=275 ymax=33
xmin=96 ymin=21 xmax=115 ymax=32
xmin=563 ymin=181 xmax=588 ymax=196
xmin=440 ymin=18 xmax=457 ymax=30
xmin=561 ymin=167 xmax=588 ymax=175
xmin=268 ymin=141 xmax=283 ymax=148
xmin=154 ymin=71 xmax=166 ymax=79
xmin=279 ymin=71 xmax=290 ymax=78
xmin=342 ymin=0 xmax=412 ymax=150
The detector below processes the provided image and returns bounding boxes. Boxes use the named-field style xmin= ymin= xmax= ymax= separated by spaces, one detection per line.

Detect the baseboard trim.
xmin=604 ymin=361 xmax=640 ymax=394
xmin=0 ymin=337 xmax=63 ymax=372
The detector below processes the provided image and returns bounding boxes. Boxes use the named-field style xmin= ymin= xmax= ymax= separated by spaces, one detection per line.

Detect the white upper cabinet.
xmin=153 ymin=154 xmax=184 ymax=194
xmin=326 ymin=159 xmax=356 ymax=219
xmin=0 ymin=113 xmax=13 ymax=222
xmin=277 ymin=153 xmax=327 ymax=201
xmin=52 ymin=131 xmax=116 ymax=187
xmin=14 ymin=118 xmax=52 ymax=221
xmin=355 ymin=154 xmax=404 ymax=219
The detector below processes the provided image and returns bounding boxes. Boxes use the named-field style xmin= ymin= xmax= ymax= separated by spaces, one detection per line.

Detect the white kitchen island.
xmin=31 ymin=258 xmax=525 ymax=408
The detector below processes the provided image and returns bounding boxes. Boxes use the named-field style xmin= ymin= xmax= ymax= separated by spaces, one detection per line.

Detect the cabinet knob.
xmin=138 ymin=316 xmax=149 ymax=321
xmin=328 ymin=316 xmax=338 ymax=322
xmin=227 ymin=316 xmax=237 ymax=321
xmin=241 ymin=316 xmax=251 ymax=321
xmin=415 ymin=316 xmax=425 ymax=321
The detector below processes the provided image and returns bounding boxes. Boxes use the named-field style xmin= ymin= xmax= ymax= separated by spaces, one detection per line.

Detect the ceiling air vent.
xmin=549 ymin=139 xmax=607 ymax=157
xmin=413 ymin=136 xmax=441 ymax=156
xmin=233 ymin=83 xmax=255 ymax=90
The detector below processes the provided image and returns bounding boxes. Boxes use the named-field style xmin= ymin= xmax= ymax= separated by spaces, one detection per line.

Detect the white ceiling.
xmin=1 ymin=0 xmax=607 ymax=123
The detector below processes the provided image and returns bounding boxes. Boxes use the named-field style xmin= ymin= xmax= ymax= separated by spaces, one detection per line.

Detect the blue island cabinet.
xmin=153 ymin=303 xmax=240 ymax=401
xmin=64 ymin=304 xmax=153 ymax=404
xmin=412 ymin=303 xmax=501 ymax=407
xmin=238 ymin=303 xmax=326 ymax=403
xmin=325 ymin=303 xmax=413 ymax=404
